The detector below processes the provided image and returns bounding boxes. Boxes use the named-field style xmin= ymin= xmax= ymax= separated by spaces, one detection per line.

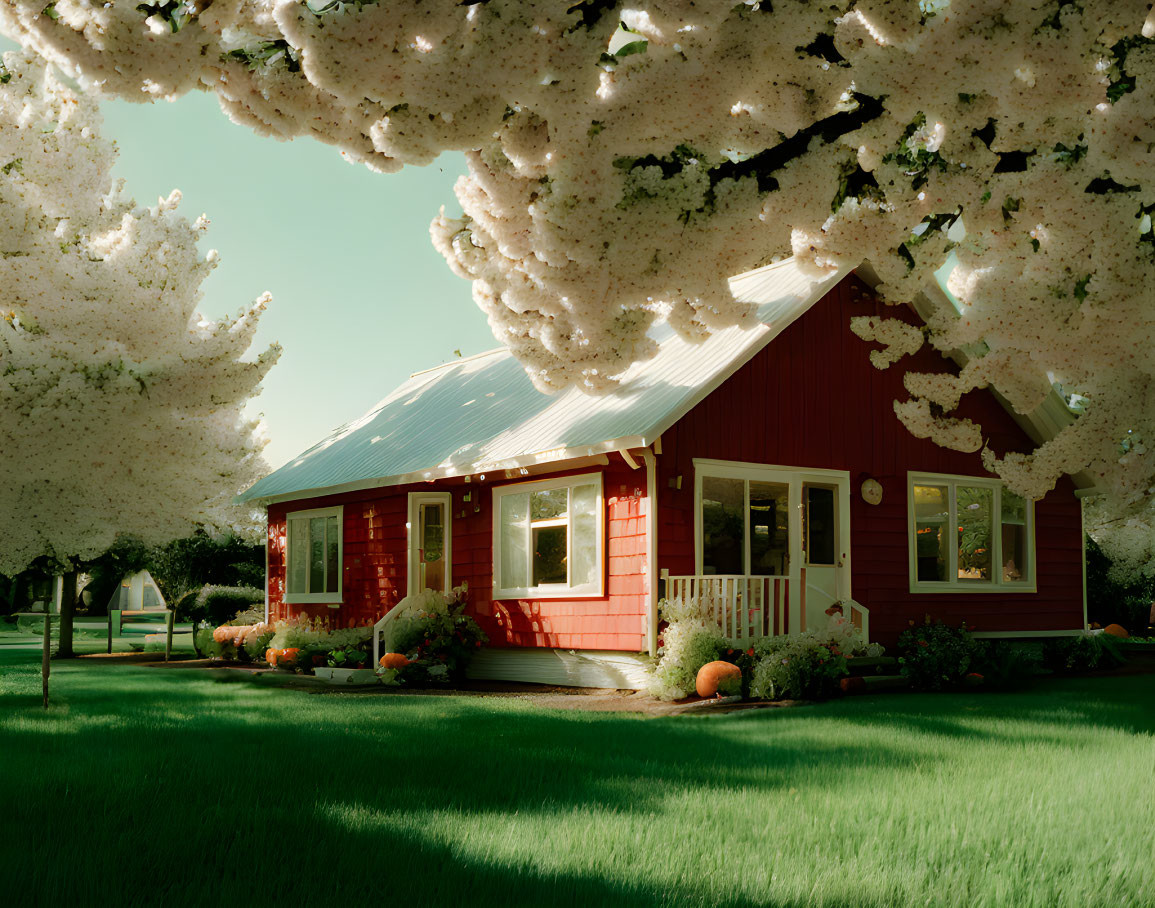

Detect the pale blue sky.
xmin=101 ymin=93 xmax=496 ymax=469
xmin=1 ymin=27 xmax=499 ymax=469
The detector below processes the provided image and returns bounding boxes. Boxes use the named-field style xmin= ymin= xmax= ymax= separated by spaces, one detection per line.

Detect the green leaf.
xmin=615 ymin=40 xmax=648 ymax=57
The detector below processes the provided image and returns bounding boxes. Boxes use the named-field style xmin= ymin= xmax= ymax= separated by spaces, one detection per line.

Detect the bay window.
xmin=908 ymin=473 xmax=1034 ymax=592
xmin=492 ymin=473 xmax=603 ymax=598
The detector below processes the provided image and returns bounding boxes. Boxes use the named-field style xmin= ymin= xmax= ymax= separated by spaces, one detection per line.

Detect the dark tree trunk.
xmin=53 ymin=571 xmax=79 ymax=659
xmin=2 ymin=574 xmax=19 ymax=613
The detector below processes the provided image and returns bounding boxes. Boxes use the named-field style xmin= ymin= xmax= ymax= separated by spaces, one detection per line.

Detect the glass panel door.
xmin=749 ymin=481 xmax=789 ymax=575
xmin=419 ymin=502 xmax=447 ymax=594
xmin=701 ymin=476 xmax=744 ymax=575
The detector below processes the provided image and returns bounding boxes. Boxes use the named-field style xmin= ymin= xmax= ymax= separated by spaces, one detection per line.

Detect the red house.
xmin=239 ymin=259 xmax=1089 ymax=687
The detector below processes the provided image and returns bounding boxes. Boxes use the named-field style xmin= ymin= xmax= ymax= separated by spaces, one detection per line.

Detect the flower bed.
xmin=648 ymin=596 xmax=882 ymax=702
xmin=378 ymin=585 xmax=487 ymax=685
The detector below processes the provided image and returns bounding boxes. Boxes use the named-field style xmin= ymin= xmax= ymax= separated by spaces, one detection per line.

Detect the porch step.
xmin=840 ymin=674 xmax=909 ymax=695
xmin=845 ymin=655 xmax=898 ymax=676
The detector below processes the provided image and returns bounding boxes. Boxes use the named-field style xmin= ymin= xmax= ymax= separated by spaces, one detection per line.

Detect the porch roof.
xmin=239 ymin=259 xmax=850 ymax=504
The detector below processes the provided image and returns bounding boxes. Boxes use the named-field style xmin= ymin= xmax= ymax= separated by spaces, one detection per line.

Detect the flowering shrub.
xmin=897 ymin=619 xmax=980 ymax=690
xmin=748 ymin=635 xmax=849 ymax=701
xmin=648 ymin=622 xmax=726 ymax=701
xmin=648 ymin=597 xmax=880 ymax=701
xmin=235 ymin=615 xmax=377 ymax=672
xmin=4 ymin=7 xmax=1155 ymax=573
xmin=0 ymin=50 xmax=278 ymax=577
xmin=387 ymin=585 xmax=487 ymax=684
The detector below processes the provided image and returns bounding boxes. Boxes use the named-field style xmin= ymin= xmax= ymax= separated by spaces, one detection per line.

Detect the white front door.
xmin=696 ymin=461 xmax=851 ymax=634
xmin=799 ymin=480 xmax=850 ymax=632
xmin=407 ymin=492 xmax=452 ymax=596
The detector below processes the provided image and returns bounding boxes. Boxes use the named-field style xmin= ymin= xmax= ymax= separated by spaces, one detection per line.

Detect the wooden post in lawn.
xmin=41 ymin=608 xmax=51 ymax=710
xmin=41 ymin=572 xmax=64 ymax=709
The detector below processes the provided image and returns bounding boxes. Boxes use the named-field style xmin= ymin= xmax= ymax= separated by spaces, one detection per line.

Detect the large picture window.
xmin=698 ymin=473 xmax=790 ymax=576
xmin=285 ymin=506 xmax=343 ymax=604
xmin=492 ymin=473 xmax=603 ymax=598
xmin=908 ymin=473 xmax=1034 ymax=592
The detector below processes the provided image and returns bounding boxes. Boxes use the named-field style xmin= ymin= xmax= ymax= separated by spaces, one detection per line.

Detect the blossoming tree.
xmin=1 ymin=1 xmax=1153 ymax=569
xmin=0 ymin=51 xmax=279 ymax=695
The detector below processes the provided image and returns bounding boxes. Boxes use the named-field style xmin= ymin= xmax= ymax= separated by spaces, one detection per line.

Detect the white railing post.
xmin=661 ymin=574 xmax=787 ymax=640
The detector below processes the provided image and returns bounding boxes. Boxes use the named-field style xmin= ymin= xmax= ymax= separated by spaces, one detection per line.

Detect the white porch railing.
xmin=371 ymin=608 xmax=403 ymax=670
xmin=662 ymin=573 xmax=790 ymax=639
xmin=662 ymin=571 xmax=872 ymax=642
xmin=845 ymin=599 xmax=870 ymax=641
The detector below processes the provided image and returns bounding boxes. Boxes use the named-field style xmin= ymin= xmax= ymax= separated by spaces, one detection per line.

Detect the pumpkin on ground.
xmin=1103 ymin=624 xmax=1130 ymax=638
xmin=696 ymin=661 xmax=743 ymax=698
xmin=265 ymin=648 xmax=278 ymax=666
xmin=279 ymin=647 xmax=300 ymax=667
xmin=379 ymin=652 xmax=410 ymax=670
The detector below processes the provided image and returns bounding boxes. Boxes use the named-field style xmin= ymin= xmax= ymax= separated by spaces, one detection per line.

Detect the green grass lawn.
xmin=1 ymin=646 xmax=1152 ymax=908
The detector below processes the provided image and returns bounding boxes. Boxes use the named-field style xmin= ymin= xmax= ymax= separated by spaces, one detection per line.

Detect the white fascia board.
xmin=242 ymin=437 xmax=645 ymax=507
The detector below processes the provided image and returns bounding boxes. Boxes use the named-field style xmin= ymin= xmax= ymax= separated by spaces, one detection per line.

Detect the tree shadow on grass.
xmin=0 ymin=656 xmax=918 ymax=907
xmin=2 ymin=655 xmax=1152 ymax=907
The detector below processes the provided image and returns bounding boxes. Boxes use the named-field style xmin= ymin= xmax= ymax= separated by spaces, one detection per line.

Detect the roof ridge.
xmin=409 ymin=346 xmax=508 ymax=378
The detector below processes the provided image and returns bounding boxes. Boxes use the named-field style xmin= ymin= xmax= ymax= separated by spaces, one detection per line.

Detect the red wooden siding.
xmin=656 ymin=274 xmax=1085 ymax=644
xmin=266 ymin=460 xmax=649 ymax=651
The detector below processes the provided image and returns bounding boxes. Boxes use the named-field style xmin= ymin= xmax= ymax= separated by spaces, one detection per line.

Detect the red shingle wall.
xmin=656 ymin=274 xmax=1085 ymax=645
xmin=264 ymin=459 xmax=648 ymax=650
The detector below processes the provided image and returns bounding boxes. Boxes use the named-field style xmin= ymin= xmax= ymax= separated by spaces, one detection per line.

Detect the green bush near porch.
xmin=0 ymin=647 xmax=1151 ymax=907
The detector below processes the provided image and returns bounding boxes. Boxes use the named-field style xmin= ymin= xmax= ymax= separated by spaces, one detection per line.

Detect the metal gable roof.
xmin=239 ymin=259 xmax=851 ymax=504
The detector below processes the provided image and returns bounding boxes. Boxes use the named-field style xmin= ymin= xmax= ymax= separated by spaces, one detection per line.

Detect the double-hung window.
xmin=285 ymin=506 xmax=343 ymax=604
xmin=492 ymin=473 xmax=603 ymax=598
xmin=908 ymin=473 xmax=1034 ymax=592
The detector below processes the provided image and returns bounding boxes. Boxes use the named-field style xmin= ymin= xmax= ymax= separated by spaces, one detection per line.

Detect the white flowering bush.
xmin=650 ymin=594 xmax=882 ymax=700
xmin=3 ymin=4 xmax=1155 ymax=566
xmin=647 ymin=620 xmax=725 ymax=701
xmin=747 ymin=634 xmax=848 ymax=701
xmin=747 ymin=613 xmax=882 ymax=700
xmin=267 ymin=614 xmax=371 ymax=652
xmin=0 ymin=49 xmax=279 ymax=575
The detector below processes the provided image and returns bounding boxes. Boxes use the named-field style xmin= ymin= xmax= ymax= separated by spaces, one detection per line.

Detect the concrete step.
xmin=845 ymin=655 xmax=898 ymax=676
xmin=840 ymin=673 xmax=909 ymax=695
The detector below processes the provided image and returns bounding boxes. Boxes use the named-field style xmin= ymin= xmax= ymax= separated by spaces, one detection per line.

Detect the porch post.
xmin=788 ymin=480 xmax=804 ymax=634
xmin=642 ymin=448 xmax=659 ymax=657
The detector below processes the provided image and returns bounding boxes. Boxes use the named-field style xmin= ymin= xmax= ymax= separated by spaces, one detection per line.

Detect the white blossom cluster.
xmin=0 ymin=50 xmax=279 ymax=575
xmin=2 ymin=2 xmax=1154 ymax=565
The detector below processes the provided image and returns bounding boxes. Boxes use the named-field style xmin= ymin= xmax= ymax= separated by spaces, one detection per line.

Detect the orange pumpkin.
xmin=265 ymin=648 xmax=278 ymax=666
xmin=379 ymin=652 xmax=410 ymax=670
xmin=1103 ymin=624 xmax=1130 ymax=638
xmin=279 ymin=647 xmax=300 ymax=667
xmin=695 ymin=661 xmax=743 ymax=698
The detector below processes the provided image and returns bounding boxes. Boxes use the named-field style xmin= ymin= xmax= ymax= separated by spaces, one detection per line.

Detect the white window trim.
xmin=693 ymin=459 xmax=850 ymax=580
xmin=907 ymin=471 xmax=1036 ymax=594
xmin=407 ymin=492 xmax=453 ymax=597
xmin=492 ymin=472 xmax=605 ymax=600
xmin=284 ymin=505 xmax=344 ymax=605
